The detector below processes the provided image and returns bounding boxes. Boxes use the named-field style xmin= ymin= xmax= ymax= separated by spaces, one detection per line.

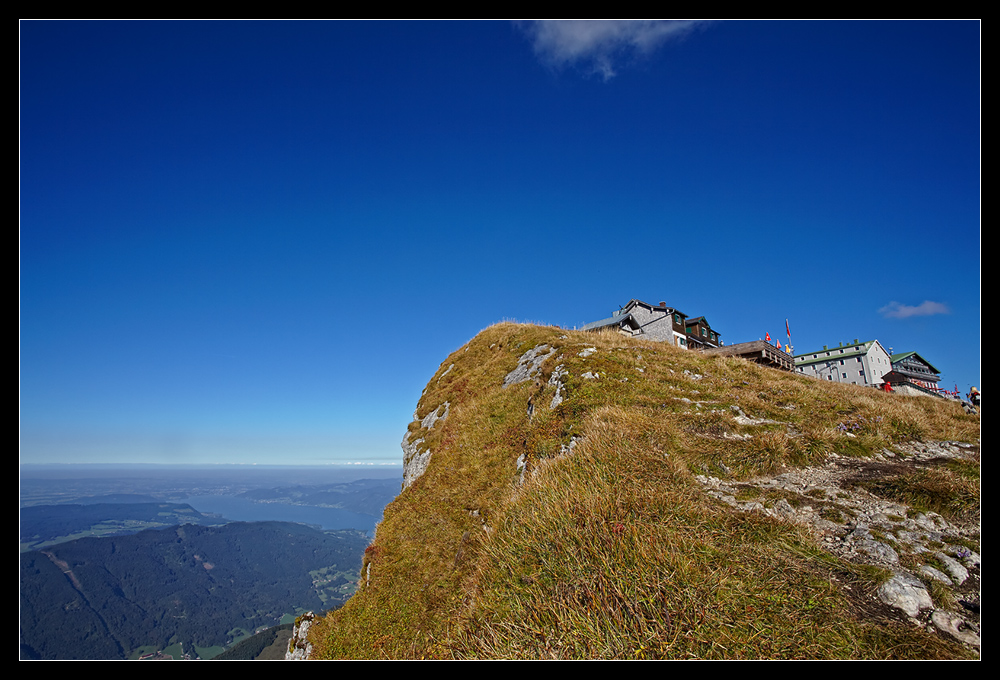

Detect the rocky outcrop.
xmin=696 ymin=440 xmax=981 ymax=649
xmin=401 ymin=433 xmax=431 ymax=490
xmin=285 ymin=612 xmax=315 ymax=660
xmin=503 ymin=344 xmax=556 ymax=388
xmin=402 ymin=402 xmax=450 ymax=489
xmin=548 ymin=364 xmax=568 ymax=409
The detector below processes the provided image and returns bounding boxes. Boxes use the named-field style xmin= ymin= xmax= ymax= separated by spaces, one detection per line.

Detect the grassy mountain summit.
xmin=308 ymin=323 xmax=979 ymax=659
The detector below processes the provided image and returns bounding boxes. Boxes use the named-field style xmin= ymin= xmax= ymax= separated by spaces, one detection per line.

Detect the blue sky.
xmin=20 ymin=20 xmax=980 ymax=465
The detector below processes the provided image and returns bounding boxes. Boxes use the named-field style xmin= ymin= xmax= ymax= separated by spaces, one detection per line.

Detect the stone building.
xmin=580 ymin=299 xmax=720 ymax=349
xmin=683 ymin=316 xmax=722 ymax=350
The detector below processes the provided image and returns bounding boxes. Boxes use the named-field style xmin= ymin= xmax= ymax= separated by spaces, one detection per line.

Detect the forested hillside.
xmin=20 ymin=522 xmax=368 ymax=659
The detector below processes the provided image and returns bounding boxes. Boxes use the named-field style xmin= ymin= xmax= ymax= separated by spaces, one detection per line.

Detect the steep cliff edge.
xmin=307 ymin=323 xmax=979 ymax=659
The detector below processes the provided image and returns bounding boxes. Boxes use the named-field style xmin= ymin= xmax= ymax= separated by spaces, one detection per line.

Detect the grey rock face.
xmin=503 ymin=344 xmax=556 ymax=388
xmin=934 ymin=552 xmax=969 ymax=585
xmin=516 ymin=453 xmax=527 ymax=485
xmin=878 ymin=572 xmax=933 ymax=617
xmin=919 ymin=565 xmax=952 ymax=585
xmin=402 ymin=433 xmax=430 ymax=490
xmin=402 ymin=401 xmax=451 ymax=489
xmin=931 ymin=610 xmax=981 ymax=647
xmin=421 ymin=401 xmax=450 ymax=430
xmin=285 ymin=612 xmax=316 ymax=660
xmin=548 ymin=364 xmax=568 ymax=409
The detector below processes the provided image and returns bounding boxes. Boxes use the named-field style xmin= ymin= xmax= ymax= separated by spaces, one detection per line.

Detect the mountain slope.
xmin=308 ymin=323 xmax=979 ymax=659
xmin=20 ymin=522 xmax=369 ymax=659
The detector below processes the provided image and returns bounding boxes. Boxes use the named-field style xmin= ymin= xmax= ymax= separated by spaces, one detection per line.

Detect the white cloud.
xmin=521 ymin=20 xmax=701 ymax=80
xmin=878 ymin=300 xmax=951 ymax=319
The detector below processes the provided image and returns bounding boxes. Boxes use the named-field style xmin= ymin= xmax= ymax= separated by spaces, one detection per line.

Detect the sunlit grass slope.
xmin=309 ymin=323 xmax=979 ymax=659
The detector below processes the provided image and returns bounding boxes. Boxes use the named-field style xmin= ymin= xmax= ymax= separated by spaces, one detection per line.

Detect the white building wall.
xmin=794 ymin=341 xmax=890 ymax=387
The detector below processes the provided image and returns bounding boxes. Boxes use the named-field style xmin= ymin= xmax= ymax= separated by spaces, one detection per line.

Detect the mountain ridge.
xmin=306 ymin=322 xmax=979 ymax=659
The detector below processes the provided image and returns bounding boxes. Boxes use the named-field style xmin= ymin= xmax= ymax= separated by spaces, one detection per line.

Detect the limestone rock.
xmin=503 ymin=344 xmax=556 ymax=388
xmin=919 ymin=565 xmax=952 ymax=585
xmin=421 ymin=402 xmax=450 ymax=430
xmin=934 ymin=552 xmax=969 ymax=585
xmin=548 ymin=364 xmax=568 ymax=409
xmin=931 ymin=610 xmax=980 ymax=647
xmin=402 ymin=402 xmax=451 ymax=489
xmin=878 ymin=572 xmax=933 ymax=617
xmin=402 ymin=433 xmax=430 ymax=490
xmin=285 ymin=612 xmax=315 ymax=660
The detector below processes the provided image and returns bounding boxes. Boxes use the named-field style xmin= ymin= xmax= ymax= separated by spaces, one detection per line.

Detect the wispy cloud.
xmin=878 ymin=300 xmax=951 ymax=319
xmin=520 ymin=20 xmax=702 ymax=80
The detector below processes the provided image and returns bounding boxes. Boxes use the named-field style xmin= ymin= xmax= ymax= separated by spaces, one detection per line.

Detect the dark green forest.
xmin=213 ymin=623 xmax=295 ymax=660
xmin=20 ymin=502 xmax=224 ymax=551
xmin=19 ymin=522 xmax=368 ymax=660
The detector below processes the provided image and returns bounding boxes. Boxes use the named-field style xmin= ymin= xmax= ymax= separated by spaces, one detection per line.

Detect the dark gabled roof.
xmin=622 ymin=299 xmax=687 ymax=318
xmin=582 ymin=299 xmax=696 ymax=334
xmin=684 ymin=316 xmax=721 ymax=340
xmin=580 ymin=312 xmax=639 ymax=332
xmin=890 ymin=351 xmax=941 ymax=374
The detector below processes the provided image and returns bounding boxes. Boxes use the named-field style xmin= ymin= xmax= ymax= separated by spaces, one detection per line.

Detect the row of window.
xmin=811 ymin=346 xmax=863 ymax=359
xmin=824 ymin=369 xmax=867 ymax=381
xmin=685 ymin=327 xmax=719 ymax=343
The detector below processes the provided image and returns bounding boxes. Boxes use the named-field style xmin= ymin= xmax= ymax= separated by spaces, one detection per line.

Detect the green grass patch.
xmin=848 ymin=468 xmax=979 ymax=522
xmin=194 ymin=644 xmax=225 ymax=660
